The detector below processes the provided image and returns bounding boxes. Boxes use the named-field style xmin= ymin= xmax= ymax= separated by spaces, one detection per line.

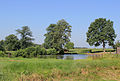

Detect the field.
xmin=0 ymin=53 xmax=120 ymax=81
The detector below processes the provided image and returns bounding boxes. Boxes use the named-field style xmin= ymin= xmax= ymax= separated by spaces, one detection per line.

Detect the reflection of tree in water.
xmin=38 ymin=55 xmax=74 ymax=60
xmin=39 ymin=55 xmax=57 ymax=59
xmin=65 ymin=56 xmax=74 ymax=60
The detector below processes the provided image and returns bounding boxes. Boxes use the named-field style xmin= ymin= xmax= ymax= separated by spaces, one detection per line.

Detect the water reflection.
xmin=64 ymin=56 xmax=74 ymax=60
xmin=39 ymin=54 xmax=88 ymax=60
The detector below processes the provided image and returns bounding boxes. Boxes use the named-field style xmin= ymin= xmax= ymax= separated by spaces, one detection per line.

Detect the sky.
xmin=0 ymin=0 xmax=120 ymax=48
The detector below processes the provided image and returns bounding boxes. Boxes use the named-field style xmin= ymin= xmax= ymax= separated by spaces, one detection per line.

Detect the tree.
xmin=64 ymin=42 xmax=74 ymax=49
xmin=0 ymin=40 xmax=5 ymax=51
xmin=44 ymin=19 xmax=72 ymax=51
xmin=44 ymin=24 xmax=56 ymax=49
xmin=0 ymin=40 xmax=4 ymax=46
xmin=5 ymin=34 xmax=20 ymax=51
xmin=113 ymin=40 xmax=120 ymax=49
xmin=16 ymin=26 xmax=34 ymax=49
xmin=86 ymin=18 xmax=116 ymax=52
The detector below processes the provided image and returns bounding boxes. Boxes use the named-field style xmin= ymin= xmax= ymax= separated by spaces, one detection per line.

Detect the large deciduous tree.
xmin=44 ymin=19 xmax=72 ymax=51
xmin=86 ymin=18 xmax=116 ymax=52
xmin=44 ymin=24 xmax=56 ymax=49
xmin=16 ymin=26 xmax=34 ymax=49
xmin=5 ymin=34 xmax=20 ymax=51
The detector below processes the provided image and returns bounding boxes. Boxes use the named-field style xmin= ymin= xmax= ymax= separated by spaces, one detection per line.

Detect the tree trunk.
xmin=103 ymin=41 xmax=105 ymax=53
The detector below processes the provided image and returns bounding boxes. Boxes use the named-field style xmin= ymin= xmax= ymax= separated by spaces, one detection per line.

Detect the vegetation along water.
xmin=0 ymin=18 xmax=120 ymax=81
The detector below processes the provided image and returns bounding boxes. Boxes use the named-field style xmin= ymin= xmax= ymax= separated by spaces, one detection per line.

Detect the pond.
xmin=39 ymin=54 xmax=88 ymax=60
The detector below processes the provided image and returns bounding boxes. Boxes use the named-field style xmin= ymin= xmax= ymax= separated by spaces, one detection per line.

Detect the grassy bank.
xmin=68 ymin=48 xmax=115 ymax=54
xmin=0 ymin=54 xmax=120 ymax=81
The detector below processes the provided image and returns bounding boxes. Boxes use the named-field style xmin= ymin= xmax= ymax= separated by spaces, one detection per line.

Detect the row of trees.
xmin=0 ymin=19 xmax=74 ymax=53
xmin=0 ymin=26 xmax=34 ymax=51
xmin=0 ymin=18 xmax=119 ymax=54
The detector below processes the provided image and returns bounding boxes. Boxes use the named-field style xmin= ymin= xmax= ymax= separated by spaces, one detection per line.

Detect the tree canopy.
xmin=113 ymin=40 xmax=120 ymax=49
xmin=0 ymin=40 xmax=5 ymax=51
xmin=16 ymin=26 xmax=34 ymax=49
xmin=5 ymin=34 xmax=20 ymax=51
xmin=64 ymin=42 xmax=74 ymax=49
xmin=86 ymin=18 xmax=116 ymax=52
xmin=44 ymin=19 xmax=72 ymax=51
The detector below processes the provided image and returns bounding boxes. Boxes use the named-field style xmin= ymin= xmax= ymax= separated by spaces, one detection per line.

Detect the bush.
xmin=35 ymin=46 xmax=41 ymax=55
xmin=0 ymin=45 xmax=5 ymax=52
xmin=47 ymin=48 xmax=57 ymax=55
xmin=59 ymin=49 xmax=64 ymax=54
xmin=0 ymin=51 xmax=5 ymax=57
xmin=13 ymin=47 xmax=48 ymax=58
xmin=24 ymin=47 xmax=36 ymax=58
xmin=13 ymin=49 xmax=25 ymax=57
xmin=40 ymin=48 xmax=47 ymax=55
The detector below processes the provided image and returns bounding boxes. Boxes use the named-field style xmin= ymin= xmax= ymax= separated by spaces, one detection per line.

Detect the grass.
xmin=1 ymin=54 xmax=120 ymax=81
xmin=68 ymin=48 xmax=115 ymax=54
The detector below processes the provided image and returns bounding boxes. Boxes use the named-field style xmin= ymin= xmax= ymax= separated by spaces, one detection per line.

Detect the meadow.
xmin=68 ymin=48 xmax=115 ymax=54
xmin=0 ymin=51 xmax=120 ymax=81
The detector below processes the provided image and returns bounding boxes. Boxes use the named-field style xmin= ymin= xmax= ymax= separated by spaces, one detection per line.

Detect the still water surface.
xmin=39 ymin=54 xmax=88 ymax=60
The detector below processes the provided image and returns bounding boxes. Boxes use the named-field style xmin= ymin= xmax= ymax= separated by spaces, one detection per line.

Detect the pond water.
xmin=39 ymin=54 xmax=88 ymax=60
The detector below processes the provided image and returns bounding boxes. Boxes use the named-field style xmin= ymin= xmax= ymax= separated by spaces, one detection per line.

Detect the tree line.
xmin=0 ymin=18 xmax=119 ymax=56
xmin=0 ymin=19 xmax=74 ymax=54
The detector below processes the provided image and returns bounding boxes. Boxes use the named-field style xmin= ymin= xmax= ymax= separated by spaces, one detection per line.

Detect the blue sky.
xmin=0 ymin=0 xmax=120 ymax=48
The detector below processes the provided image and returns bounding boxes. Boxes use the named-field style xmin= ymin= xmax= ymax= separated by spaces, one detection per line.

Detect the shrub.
xmin=35 ymin=46 xmax=42 ymax=55
xmin=0 ymin=45 xmax=5 ymax=52
xmin=40 ymin=48 xmax=47 ymax=55
xmin=30 ymin=51 xmax=37 ymax=57
xmin=0 ymin=51 xmax=5 ymax=57
xmin=13 ymin=49 xmax=25 ymax=57
xmin=47 ymin=48 xmax=57 ymax=55
xmin=13 ymin=47 xmax=48 ymax=58
xmin=59 ymin=49 xmax=64 ymax=54
xmin=24 ymin=47 xmax=36 ymax=58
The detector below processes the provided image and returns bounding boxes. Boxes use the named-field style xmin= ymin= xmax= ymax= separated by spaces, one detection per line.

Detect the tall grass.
xmin=1 ymin=55 xmax=120 ymax=81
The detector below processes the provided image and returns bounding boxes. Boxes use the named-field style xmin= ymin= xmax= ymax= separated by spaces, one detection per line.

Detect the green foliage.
xmin=13 ymin=49 xmax=25 ymax=57
xmin=113 ymin=40 xmax=120 ymax=49
xmin=13 ymin=46 xmax=48 ymax=58
xmin=64 ymin=42 xmax=74 ymax=49
xmin=0 ymin=40 xmax=5 ymax=46
xmin=47 ymin=48 xmax=57 ymax=55
xmin=40 ymin=48 xmax=47 ymax=55
xmin=35 ymin=46 xmax=42 ymax=55
xmin=86 ymin=18 xmax=116 ymax=52
xmin=44 ymin=24 xmax=57 ymax=49
xmin=0 ymin=40 xmax=5 ymax=51
xmin=0 ymin=51 xmax=5 ymax=57
xmin=0 ymin=45 xmax=5 ymax=51
xmin=44 ymin=19 xmax=72 ymax=51
xmin=59 ymin=49 xmax=64 ymax=54
xmin=24 ymin=47 xmax=36 ymax=58
xmin=16 ymin=26 xmax=34 ymax=49
xmin=5 ymin=34 xmax=21 ymax=51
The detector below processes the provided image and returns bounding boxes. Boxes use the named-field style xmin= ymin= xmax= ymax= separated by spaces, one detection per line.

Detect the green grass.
xmin=1 ymin=54 xmax=120 ymax=81
xmin=68 ymin=48 xmax=91 ymax=54
xmin=68 ymin=48 xmax=115 ymax=54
